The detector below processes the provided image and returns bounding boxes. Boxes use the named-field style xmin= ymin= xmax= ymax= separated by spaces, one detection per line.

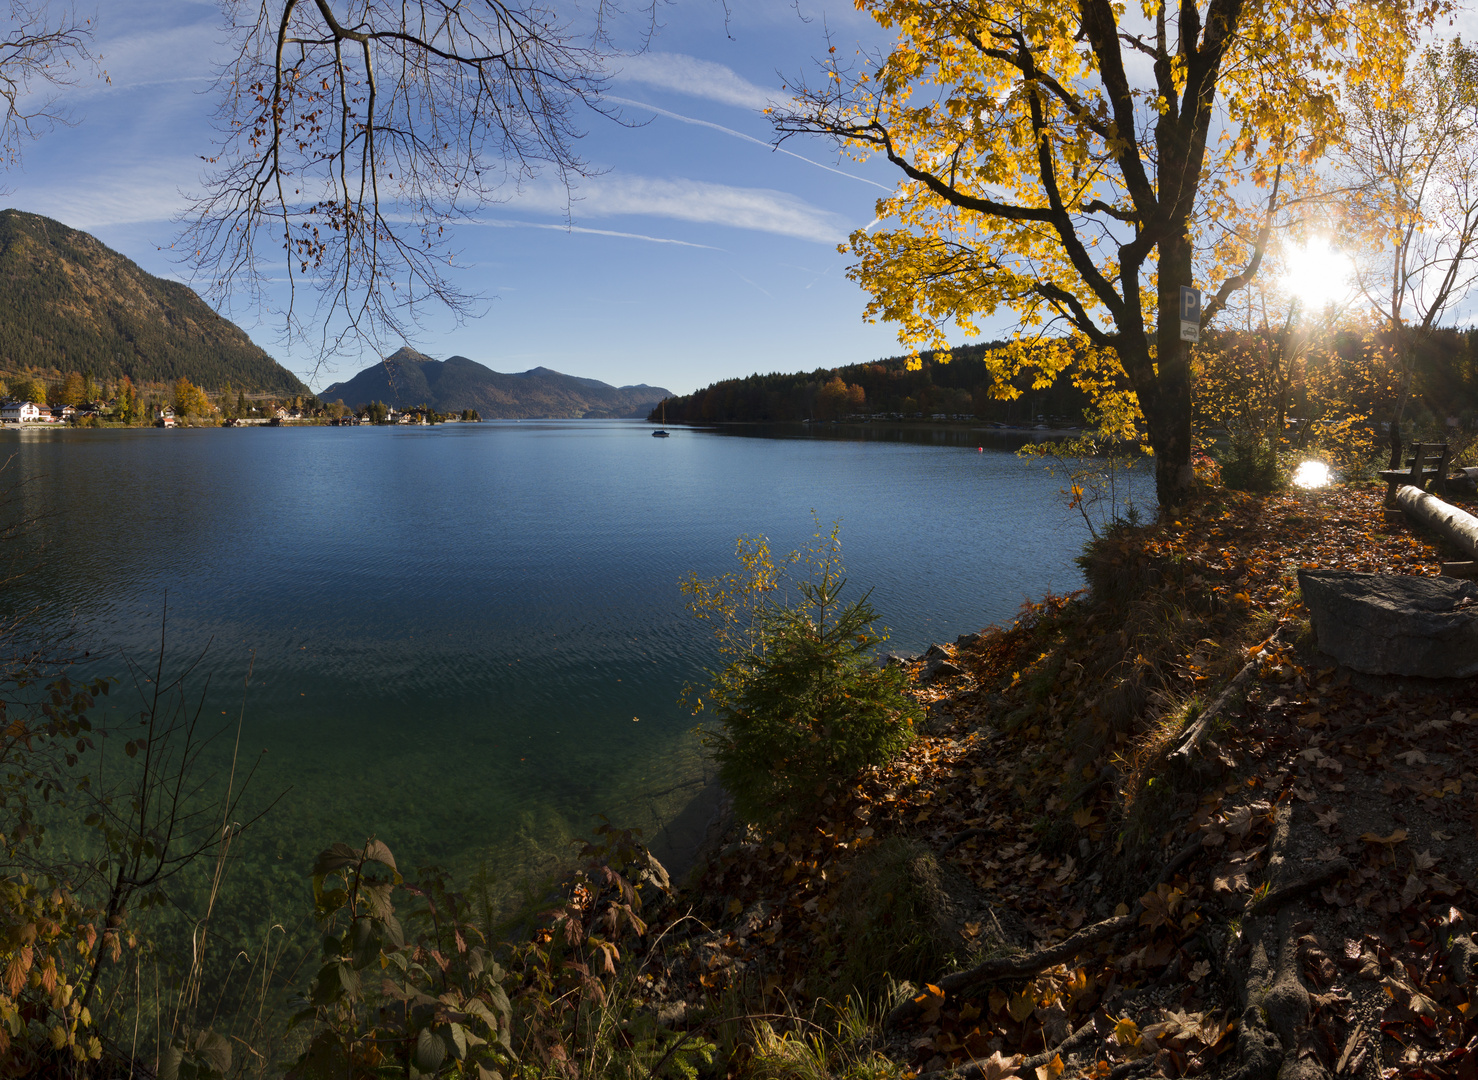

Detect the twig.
xmin=1167 ymin=630 xmax=1280 ymax=768
xmin=885 ymin=912 xmax=1138 ymax=1028
xmin=1245 ymin=858 xmax=1350 ymax=919
xmin=1022 ymin=1016 xmax=1100 ymax=1069
xmin=1157 ymin=835 xmax=1204 ymax=884
xmin=941 ymin=827 xmax=990 ymax=853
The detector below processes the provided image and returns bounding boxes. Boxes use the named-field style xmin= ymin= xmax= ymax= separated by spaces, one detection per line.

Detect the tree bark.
xmin=1147 ymin=232 xmax=1197 ymax=508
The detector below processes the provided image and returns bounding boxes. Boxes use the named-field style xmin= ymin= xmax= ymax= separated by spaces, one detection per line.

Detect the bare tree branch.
xmin=181 ymin=0 xmax=641 ymax=366
xmin=0 ymin=1 xmax=101 ymax=175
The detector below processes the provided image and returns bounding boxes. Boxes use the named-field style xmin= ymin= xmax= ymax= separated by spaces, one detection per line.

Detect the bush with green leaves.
xmin=1218 ymin=431 xmax=1282 ymax=491
xmin=684 ymin=524 xmax=920 ymax=824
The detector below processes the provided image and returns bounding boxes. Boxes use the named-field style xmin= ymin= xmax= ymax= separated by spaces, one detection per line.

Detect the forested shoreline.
xmin=654 ymin=329 xmax=1478 ymax=436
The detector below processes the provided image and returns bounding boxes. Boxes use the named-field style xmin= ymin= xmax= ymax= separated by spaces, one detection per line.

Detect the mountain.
xmin=320 ymin=346 xmax=671 ymax=418
xmin=0 ymin=209 xmax=307 ymax=394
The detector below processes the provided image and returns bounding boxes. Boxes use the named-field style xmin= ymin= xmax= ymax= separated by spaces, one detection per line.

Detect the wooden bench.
xmin=1380 ymin=442 xmax=1451 ymax=507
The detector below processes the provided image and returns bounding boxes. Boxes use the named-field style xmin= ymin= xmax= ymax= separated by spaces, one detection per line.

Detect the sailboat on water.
xmin=652 ymin=399 xmax=670 ymax=437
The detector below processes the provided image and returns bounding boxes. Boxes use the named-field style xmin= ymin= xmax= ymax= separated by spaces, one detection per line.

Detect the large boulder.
xmin=1298 ymin=569 xmax=1478 ymax=678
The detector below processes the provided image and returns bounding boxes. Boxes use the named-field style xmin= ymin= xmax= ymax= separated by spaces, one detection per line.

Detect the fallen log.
xmin=884 ymin=912 xmax=1138 ymax=1028
xmin=1394 ymin=484 xmax=1478 ymax=560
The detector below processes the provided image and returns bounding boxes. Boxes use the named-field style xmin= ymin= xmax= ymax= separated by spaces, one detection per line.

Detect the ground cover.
xmin=620 ymin=482 xmax=1478 ymax=1080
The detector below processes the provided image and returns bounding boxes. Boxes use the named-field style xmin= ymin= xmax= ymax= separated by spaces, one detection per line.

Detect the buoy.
xmin=977 ymin=446 xmax=983 ymax=452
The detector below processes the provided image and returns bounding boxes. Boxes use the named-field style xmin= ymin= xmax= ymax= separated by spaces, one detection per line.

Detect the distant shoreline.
xmin=648 ymin=418 xmax=1086 ymax=437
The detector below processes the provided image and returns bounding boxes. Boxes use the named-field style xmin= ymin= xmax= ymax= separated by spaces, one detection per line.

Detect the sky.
xmin=1 ymin=1 xmax=917 ymax=397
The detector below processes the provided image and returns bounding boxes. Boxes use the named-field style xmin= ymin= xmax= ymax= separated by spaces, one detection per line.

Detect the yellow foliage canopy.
xmin=774 ymin=0 xmax=1434 ymax=502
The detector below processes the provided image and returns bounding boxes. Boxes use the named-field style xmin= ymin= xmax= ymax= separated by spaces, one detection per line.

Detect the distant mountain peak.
xmin=384 ymin=344 xmax=437 ymax=364
xmin=320 ymin=350 xmax=671 ymax=419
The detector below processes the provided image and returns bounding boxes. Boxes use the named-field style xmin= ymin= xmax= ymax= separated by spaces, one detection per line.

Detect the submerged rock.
xmin=1298 ymin=569 xmax=1478 ymax=678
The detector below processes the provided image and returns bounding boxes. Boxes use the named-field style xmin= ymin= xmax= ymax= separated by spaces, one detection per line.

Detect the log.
xmin=1165 ymin=629 xmax=1280 ymax=769
xmin=1394 ymin=485 xmax=1478 ymax=560
xmin=1442 ymin=561 xmax=1478 ymax=579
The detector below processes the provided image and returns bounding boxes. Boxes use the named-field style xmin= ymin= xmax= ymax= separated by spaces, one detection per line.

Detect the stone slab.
xmin=1298 ymin=569 xmax=1478 ymax=678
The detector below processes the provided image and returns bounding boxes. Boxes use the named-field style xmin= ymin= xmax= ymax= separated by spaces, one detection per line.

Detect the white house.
xmin=155 ymin=407 xmax=176 ymax=428
xmin=0 ymin=401 xmax=41 ymax=424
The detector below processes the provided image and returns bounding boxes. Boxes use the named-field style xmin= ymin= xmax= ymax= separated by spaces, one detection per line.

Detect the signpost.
xmin=1180 ymin=285 xmax=1202 ymax=343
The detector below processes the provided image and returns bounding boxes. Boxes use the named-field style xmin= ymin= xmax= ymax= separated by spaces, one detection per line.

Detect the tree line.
xmin=651 ymin=343 xmax=1096 ymax=426
xmin=655 ymin=329 xmax=1478 ymax=437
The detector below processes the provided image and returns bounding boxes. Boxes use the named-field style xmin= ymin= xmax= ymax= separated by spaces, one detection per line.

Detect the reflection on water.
xmin=0 ymin=420 xmax=1150 ymax=939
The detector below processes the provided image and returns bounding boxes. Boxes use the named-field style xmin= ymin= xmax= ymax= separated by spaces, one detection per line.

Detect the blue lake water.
xmin=0 ymin=420 xmax=1141 ymax=917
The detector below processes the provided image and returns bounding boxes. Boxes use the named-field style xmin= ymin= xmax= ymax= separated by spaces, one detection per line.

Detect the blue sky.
xmin=2 ymin=1 xmax=921 ymax=396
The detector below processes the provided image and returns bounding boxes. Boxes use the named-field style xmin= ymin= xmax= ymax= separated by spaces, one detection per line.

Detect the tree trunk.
xmin=1147 ymin=235 xmax=1197 ymax=510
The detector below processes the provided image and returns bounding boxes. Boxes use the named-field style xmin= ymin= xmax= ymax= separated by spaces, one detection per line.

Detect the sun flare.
xmin=1291 ymin=460 xmax=1332 ymax=489
xmin=1282 ymin=238 xmax=1353 ymax=309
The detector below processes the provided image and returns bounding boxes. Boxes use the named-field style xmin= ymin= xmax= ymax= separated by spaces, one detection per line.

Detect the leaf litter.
xmin=621 ymin=485 xmax=1478 ymax=1080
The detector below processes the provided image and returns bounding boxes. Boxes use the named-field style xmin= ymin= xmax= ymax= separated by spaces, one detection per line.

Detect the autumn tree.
xmin=1337 ymin=37 xmax=1478 ymax=438
xmin=184 ymin=0 xmax=638 ymax=359
xmin=173 ymin=377 xmax=212 ymax=418
xmin=116 ymin=375 xmax=137 ymax=423
xmin=773 ymin=0 xmax=1426 ymax=505
xmin=60 ymin=370 xmax=83 ymax=406
xmin=814 ymin=375 xmax=865 ymax=420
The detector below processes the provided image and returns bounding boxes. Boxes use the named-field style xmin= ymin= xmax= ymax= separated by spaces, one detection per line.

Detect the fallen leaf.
xmin=1008 ymin=988 xmax=1036 ymax=1024
xmin=1359 ymin=829 xmax=1408 ymax=845
xmin=979 ymin=1051 xmax=1023 ymax=1080
xmin=1113 ymin=1016 xmax=1141 ymax=1047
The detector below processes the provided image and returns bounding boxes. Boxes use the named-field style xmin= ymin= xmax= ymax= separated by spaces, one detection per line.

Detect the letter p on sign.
xmin=1179 ymin=286 xmax=1201 ymax=343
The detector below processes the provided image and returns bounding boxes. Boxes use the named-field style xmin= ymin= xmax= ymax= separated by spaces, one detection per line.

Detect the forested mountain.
xmin=657 ymin=329 xmax=1478 ymax=429
xmin=653 ymin=342 xmax=1093 ymax=425
xmin=0 ymin=209 xmax=306 ymax=393
xmin=321 ymin=346 xmax=670 ymax=418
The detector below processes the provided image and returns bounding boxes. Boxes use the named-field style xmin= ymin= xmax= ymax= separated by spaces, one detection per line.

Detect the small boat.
xmin=652 ymin=400 xmax=670 ymax=437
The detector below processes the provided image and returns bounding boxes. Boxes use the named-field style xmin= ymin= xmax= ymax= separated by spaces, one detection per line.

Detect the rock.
xmin=955 ymin=631 xmax=982 ymax=648
xmin=922 ymin=643 xmax=951 ymax=662
xmin=932 ymin=660 xmax=965 ymax=678
xmin=1297 ymin=569 xmax=1478 ymax=678
xmin=873 ymin=652 xmax=913 ymax=668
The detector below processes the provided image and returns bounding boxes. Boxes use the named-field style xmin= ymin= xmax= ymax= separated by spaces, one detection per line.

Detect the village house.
xmin=155 ymin=407 xmax=176 ymax=428
xmin=0 ymin=401 xmax=41 ymax=423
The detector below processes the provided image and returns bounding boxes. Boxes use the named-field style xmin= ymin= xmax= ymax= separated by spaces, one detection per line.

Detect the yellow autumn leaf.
xmin=1007 ymin=988 xmax=1036 ymax=1024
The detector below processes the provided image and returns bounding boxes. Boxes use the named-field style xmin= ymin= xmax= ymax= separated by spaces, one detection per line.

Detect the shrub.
xmin=685 ymin=524 xmax=920 ymax=825
xmin=1218 ymin=432 xmax=1281 ymax=492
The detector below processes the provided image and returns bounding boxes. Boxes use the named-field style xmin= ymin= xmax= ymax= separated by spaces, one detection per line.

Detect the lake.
xmin=0 ymin=420 xmax=1142 ymax=930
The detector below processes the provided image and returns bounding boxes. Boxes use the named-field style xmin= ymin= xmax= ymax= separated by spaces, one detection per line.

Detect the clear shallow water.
xmin=0 ymin=420 xmax=1139 ymax=922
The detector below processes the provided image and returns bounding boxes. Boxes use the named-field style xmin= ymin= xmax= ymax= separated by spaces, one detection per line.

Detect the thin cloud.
xmin=11 ymin=161 xmax=193 ymax=228
xmin=511 ymin=175 xmax=849 ymax=244
xmin=603 ymin=95 xmax=892 ymax=192
xmin=610 ymin=52 xmax=774 ymax=111
xmin=472 ymin=218 xmax=722 ymax=249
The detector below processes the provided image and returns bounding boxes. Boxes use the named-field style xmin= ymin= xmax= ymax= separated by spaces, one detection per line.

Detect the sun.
xmin=1282 ymin=238 xmax=1354 ymax=309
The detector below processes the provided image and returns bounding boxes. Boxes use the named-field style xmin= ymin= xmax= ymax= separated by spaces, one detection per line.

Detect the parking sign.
xmin=1180 ymin=285 xmax=1201 ymax=343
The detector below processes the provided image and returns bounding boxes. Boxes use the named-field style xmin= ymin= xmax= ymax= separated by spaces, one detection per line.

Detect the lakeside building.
xmin=0 ymin=401 xmax=42 ymax=423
